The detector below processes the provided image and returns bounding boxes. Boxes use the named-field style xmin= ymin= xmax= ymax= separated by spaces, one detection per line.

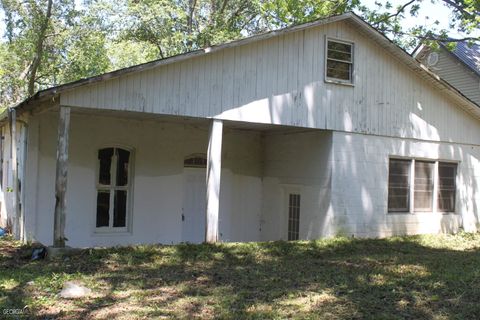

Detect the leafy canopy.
xmin=0 ymin=0 xmax=478 ymax=109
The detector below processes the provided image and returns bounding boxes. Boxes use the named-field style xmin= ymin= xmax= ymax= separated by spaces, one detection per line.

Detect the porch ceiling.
xmin=223 ymin=120 xmax=325 ymax=134
xmin=69 ymin=106 xmax=323 ymax=134
xmin=70 ymin=107 xmax=210 ymax=126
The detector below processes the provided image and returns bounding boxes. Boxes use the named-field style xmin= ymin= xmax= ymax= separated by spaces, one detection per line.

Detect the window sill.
xmin=94 ymin=229 xmax=132 ymax=236
xmin=387 ymin=211 xmax=457 ymax=215
xmin=387 ymin=211 xmax=410 ymax=215
xmin=324 ymin=78 xmax=354 ymax=87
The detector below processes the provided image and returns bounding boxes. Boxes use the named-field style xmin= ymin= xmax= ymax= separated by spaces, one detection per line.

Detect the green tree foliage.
xmin=262 ymin=0 xmax=358 ymax=27
xmin=0 ymin=0 xmax=110 ymax=107
xmin=116 ymin=0 xmax=358 ymax=57
xmin=0 ymin=0 xmax=478 ymax=109
xmin=117 ymin=0 xmax=264 ymax=57
xmin=358 ymin=0 xmax=479 ymax=50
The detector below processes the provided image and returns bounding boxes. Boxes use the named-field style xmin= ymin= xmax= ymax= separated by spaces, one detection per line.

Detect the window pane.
xmin=98 ymin=148 xmax=113 ymax=185
xmin=328 ymin=41 xmax=352 ymax=54
xmin=96 ymin=191 xmax=110 ymax=227
xmin=326 ymin=60 xmax=351 ymax=80
xmin=288 ymin=194 xmax=300 ymax=241
xmin=327 ymin=49 xmax=352 ymax=62
xmin=113 ymin=190 xmax=127 ymax=227
xmin=438 ymin=162 xmax=457 ymax=212
xmin=414 ymin=161 xmax=434 ymax=211
xmin=388 ymin=159 xmax=410 ymax=212
xmin=116 ymin=148 xmax=130 ymax=186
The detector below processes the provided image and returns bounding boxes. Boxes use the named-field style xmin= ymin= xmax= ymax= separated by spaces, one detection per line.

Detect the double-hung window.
xmin=96 ymin=147 xmax=133 ymax=232
xmin=437 ymin=162 xmax=457 ymax=212
xmin=325 ymin=38 xmax=354 ymax=84
xmin=387 ymin=159 xmax=411 ymax=212
xmin=387 ymin=158 xmax=457 ymax=213
xmin=413 ymin=161 xmax=435 ymax=212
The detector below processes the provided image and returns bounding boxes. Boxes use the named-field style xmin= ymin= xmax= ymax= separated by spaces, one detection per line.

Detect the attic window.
xmin=325 ymin=38 xmax=354 ymax=84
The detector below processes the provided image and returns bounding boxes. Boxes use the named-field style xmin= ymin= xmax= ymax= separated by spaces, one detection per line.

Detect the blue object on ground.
xmin=31 ymin=247 xmax=48 ymax=260
xmin=0 ymin=227 xmax=5 ymax=237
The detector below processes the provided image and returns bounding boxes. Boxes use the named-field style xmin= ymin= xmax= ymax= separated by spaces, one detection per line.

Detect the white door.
xmin=182 ymin=168 xmax=206 ymax=243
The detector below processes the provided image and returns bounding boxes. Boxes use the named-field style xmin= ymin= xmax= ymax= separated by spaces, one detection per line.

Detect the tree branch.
xmin=220 ymin=0 xmax=229 ymax=15
xmin=440 ymin=0 xmax=479 ymax=18
xmin=373 ymin=0 xmax=418 ymax=26
xmin=28 ymin=0 xmax=53 ymax=96
xmin=382 ymin=28 xmax=479 ymax=43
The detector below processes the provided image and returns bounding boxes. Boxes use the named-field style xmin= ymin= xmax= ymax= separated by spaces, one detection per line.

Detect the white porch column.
xmin=53 ymin=106 xmax=71 ymax=247
xmin=9 ymin=108 xmax=18 ymax=239
xmin=205 ymin=119 xmax=223 ymax=243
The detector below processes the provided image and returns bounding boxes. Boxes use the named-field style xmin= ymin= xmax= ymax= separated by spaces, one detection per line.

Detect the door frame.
xmin=182 ymin=167 xmax=207 ymax=243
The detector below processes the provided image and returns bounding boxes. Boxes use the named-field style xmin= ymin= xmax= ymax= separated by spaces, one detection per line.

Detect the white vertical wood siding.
xmin=61 ymin=20 xmax=480 ymax=146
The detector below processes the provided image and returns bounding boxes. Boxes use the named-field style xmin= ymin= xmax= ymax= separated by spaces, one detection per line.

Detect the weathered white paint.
xmin=10 ymin=109 xmax=18 ymax=238
xmin=24 ymin=116 xmax=40 ymax=241
xmin=261 ymin=130 xmax=333 ymax=240
xmin=30 ymin=111 xmax=263 ymax=247
xmin=0 ymin=125 xmax=7 ymax=229
xmin=61 ymin=20 xmax=480 ymax=146
xmin=17 ymin=108 xmax=480 ymax=246
xmin=17 ymin=121 xmax=27 ymax=241
xmin=0 ymin=118 xmax=27 ymax=239
xmin=0 ymin=124 xmax=12 ymax=229
xmin=330 ymin=131 xmax=480 ymax=237
xmin=206 ymin=119 xmax=223 ymax=243
xmin=53 ymin=106 xmax=70 ymax=247
xmin=182 ymin=168 xmax=206 ymax=243
xmin=10 ymin=16 xmax=480 ymax=246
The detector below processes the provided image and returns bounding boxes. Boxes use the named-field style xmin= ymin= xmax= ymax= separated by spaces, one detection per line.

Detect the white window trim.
xmin=388 ymin=157 xmax=458 ymax=215
xmin=409 ymin=158 xmax=415 ymax=213
xmin=324 ymin=36 xmax=355 ymax=86
xmin=94 ymin=145 xmax=135 ymax=234
xmin=436 ymin=161 xmax=459 ymax=214
xmin=281 ymin=184 xmax=303 ymax=240
xmin=432 ymin=161 xmax=439 ymax=213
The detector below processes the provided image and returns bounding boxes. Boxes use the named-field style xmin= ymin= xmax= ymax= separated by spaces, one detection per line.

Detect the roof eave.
xmin=7 ymin=12 xmax=355 ymax=117
xmin=344 ymin=14 xmax=480 ymax=119
xmin=5 ymin=12 xmax=480 ymax=123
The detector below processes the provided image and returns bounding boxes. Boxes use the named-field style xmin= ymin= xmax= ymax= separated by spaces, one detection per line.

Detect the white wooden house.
xmin=1 ymin=12 xmax=480 ymax=248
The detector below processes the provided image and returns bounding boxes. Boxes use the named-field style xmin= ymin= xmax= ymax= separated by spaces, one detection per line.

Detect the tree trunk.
xmin=186 ymin=0 xmax=197 ymax=49
xmin=28 ymin=0 xmax=53 ymax=96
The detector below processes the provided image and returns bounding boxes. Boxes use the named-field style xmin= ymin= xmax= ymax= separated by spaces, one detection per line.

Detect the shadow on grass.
xmin=2 ymin=235 xmax=480 ymax=319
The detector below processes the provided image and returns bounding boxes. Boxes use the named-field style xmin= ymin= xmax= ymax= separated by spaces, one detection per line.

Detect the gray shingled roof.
xmin=448 ymin=41 xmax=480 ymax=76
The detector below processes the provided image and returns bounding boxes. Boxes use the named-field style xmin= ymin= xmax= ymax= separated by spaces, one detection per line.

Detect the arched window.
xmin=96 ymin=147 xmax=132 ymax=231
xmin=184 ymin=154 xmax=207 ymax=168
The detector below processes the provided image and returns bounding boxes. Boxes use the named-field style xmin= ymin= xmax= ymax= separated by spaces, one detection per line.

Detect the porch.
xmin=26 ymin=106 xmax=333 ymax=248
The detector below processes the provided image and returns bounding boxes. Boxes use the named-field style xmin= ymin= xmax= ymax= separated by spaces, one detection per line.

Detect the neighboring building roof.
xmin=446 ymin=41 xmax=480 ymax=76
xmin=6 ymin=12 xmax=480 ymax=121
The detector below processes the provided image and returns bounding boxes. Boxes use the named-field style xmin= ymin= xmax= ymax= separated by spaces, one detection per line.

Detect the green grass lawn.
xmin=1 ymin=233 xmax=480 ymax=319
